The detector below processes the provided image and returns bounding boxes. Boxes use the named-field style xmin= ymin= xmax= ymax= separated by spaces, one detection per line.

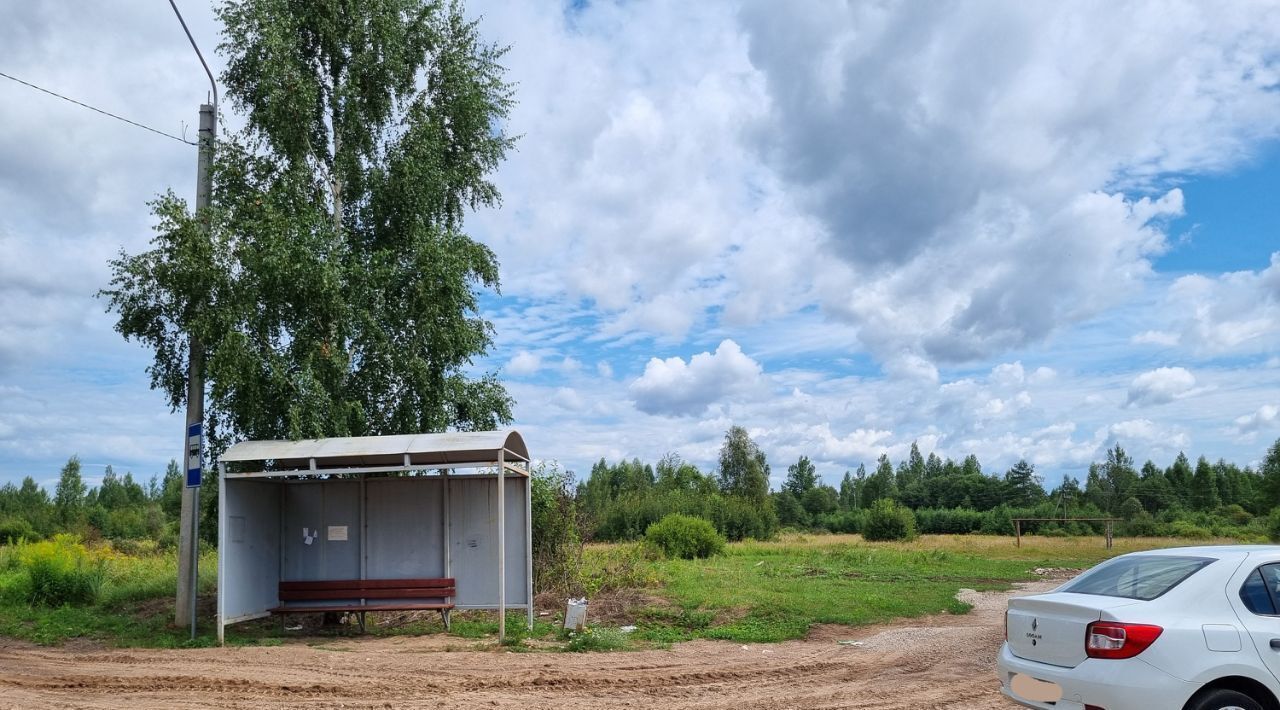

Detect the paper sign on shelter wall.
xmin=328 ymin=525 xmax=348 ymax=541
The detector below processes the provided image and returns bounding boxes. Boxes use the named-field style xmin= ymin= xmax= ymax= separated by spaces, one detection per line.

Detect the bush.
xmin=914 ymin=508 xmax=984 ymax=534
xmin=1166 ymin=519 xmax=1213 ymax=540
xmin=0 ymin=517 xmax=38 ymax=545
xmin=531 ymin=464 xmax=584 ymax=595
xmin=818 ymin=509 xmax=865 ymax=534
xmin=645 ymin=514 xmax=725 ymax=559
xmin=862 ymin=499 xmax=917 ymax=542
xmin=707 ymin=496 xmax=778 ymax=541
xmin=1268 ymin=508 xmax=1280 ymax=543
xmin=16 ymin=534 xmax=106 ymax=606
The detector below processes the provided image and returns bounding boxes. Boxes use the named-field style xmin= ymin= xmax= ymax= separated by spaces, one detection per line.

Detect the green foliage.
xmin=562 ymin=625 xmax=630 ymax=652
xmin=53 ymin=456 xmax=86 ymax=527
xmin=862 ymin=499 xmax=917 ymax=541
xmin=530 ymin=463 xmax=582 ymax=595
xmin=914 ymin=508 xmax=984 ymax=534
xmin=0 ymin=518 xmax=37 ymax=544
xmin=101 ymin=0 xmax=515 ymax=457
xmin=578 ymin=544 xmax=660 ymax=597
xmin=707 ymin=495 xmax=778 ymax=541
xmin=773 ymin=491 xmax=809 ymax=528
xmin=782 ymin=456 xmax=818 ymax=498
xmin=13 ymin=535 xmax=107 ymax=607
xmin=718 ymin=426 xmax=770 ymax=502
xmin=801 ymin=485 xmax=839 ymax=517
xmin=1268 ymin=508 xmax=1280 ymax=543
xmin=1003 ymin=460 xmax=1044 ymax=507
xmin=645 ymin=514 xmax=725 ymax=560
xmin=817 ymin=509 xmax=865 ymax=534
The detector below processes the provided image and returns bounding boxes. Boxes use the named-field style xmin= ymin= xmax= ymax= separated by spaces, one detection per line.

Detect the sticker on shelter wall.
xmin=328 ymin=525 xmax=348 ymax=541
xmin=302 ymin=527 xmax=317 ymax=545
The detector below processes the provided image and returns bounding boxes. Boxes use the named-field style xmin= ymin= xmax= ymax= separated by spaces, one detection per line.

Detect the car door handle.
xmin=1270 ymin=639 xmax=1280 ymax=650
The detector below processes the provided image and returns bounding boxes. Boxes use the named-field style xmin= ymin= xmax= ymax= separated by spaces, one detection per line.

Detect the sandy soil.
xmin=0 ymin=582 xmax=1056 ymax=710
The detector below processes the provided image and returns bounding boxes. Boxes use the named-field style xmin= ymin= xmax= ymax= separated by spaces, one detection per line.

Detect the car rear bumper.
xmin=996 ymin=642 xmax=1198 ymax=710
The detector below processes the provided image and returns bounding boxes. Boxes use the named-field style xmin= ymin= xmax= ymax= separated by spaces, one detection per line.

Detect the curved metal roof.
xmin=218 ymin=430 xmax=529 ymax=469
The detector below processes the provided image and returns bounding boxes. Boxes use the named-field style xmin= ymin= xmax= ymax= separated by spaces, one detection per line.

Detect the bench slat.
xmin=280 ymin=578 xmax=453 ymax=592
xmin=269 ymin=603 xmax=454 ymax=614
xmin=280 ymin=588 xmax=455 ymax=601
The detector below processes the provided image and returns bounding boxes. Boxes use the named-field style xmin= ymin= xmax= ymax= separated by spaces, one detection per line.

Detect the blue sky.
xmin=1 ymin=1 xmax=1279 ymax=493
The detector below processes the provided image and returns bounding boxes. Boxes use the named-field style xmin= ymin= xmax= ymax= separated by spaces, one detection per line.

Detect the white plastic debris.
xmin=837 ymin=640 xmax=864 ymax=647
xmin=619 ymin=625 xmax=637 ymax=633
xmin=564 ymin=598 xmax=588 ymax=631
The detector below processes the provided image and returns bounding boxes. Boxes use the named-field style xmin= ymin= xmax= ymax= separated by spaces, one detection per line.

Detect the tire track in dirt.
xmin=0 ymin=582 xmax=1053 ymax=710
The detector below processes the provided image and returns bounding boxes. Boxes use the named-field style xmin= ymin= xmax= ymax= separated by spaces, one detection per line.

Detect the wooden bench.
xmin=270 ymin=578 xmax=455 ymax=632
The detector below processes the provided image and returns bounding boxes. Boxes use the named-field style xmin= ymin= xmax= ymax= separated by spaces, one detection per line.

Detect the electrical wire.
xmin=0 ymin=70 xmax=196 ymax=146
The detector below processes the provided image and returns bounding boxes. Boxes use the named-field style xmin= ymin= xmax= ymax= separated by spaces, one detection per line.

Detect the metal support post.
xmin=497 ymin=451 xmax=506 ymax=644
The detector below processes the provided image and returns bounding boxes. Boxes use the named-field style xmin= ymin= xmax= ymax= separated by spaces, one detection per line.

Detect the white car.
xmin=998 ymin=545 xmax=1280 ymax=710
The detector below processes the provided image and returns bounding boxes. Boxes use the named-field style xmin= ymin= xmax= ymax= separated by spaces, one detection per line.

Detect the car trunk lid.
xmin=1006 ymin=593 xmax=1140 ymax=668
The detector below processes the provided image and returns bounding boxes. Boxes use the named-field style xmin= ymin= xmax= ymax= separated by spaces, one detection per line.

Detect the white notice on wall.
xmin=328 ymin=525 xmax=348 ymax=541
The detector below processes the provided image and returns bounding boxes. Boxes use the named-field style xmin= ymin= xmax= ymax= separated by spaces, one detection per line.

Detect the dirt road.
xmin=0 ymin=583 xmax=1053 ymax=710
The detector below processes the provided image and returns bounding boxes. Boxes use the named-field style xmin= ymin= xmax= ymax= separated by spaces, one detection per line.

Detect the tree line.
xmin=5 ymin=431 xmax=1280 ymax=547
xmin=575 ymin=430 xmax=1280 ymax=542
xmin=0 ymin=456 xmax=191 ymax=545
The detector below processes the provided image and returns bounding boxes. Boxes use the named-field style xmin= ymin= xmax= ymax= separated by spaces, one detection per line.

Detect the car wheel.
xmin=1187 ymin=688 xmax=1265 ymax=710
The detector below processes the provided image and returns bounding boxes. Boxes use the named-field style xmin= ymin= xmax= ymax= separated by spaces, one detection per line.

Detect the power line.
xmin=0 ymin=70 xmax=196 ymax=146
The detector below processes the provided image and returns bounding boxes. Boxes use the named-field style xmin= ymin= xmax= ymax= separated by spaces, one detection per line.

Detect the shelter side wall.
xmin=365 ymin=477 xmax=445 ymax=578
xmin=281 ymin=480 xmax=362 ymax=583
xmin=449 ymin=476 xmax=529 ymax=606
xmin=222 ymin=479 xmax=281 ymax=621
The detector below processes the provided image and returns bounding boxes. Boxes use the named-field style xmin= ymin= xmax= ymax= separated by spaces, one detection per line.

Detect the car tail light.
xmin=1085 ymin=621 xmax=1163 ymax=659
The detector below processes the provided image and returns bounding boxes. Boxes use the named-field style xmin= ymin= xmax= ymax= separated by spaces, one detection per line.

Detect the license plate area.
xmin=1011 ymin=673 xmax=1063 ymax=703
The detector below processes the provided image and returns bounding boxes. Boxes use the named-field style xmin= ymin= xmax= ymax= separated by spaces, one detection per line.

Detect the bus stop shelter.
xmin=215 ymin=430 xmax=532 ymax=644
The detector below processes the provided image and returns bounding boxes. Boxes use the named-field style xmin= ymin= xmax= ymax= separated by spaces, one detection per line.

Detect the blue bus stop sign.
xmin=186 ymin=422 xmax=202 ymax=488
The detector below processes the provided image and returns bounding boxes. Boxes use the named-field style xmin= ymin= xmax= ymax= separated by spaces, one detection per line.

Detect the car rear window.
xmin=1060 ymin=555 xmax=1216 ymax=601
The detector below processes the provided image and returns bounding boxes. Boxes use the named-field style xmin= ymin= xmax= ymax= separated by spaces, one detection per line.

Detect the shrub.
xmin=531 ymin=463 xmax=584 ymax=595
xmin=1268 ymin=508 xmax=1280 ymax=543
xmin=0 ymin=517 xmax=38 ymax=545
xmin=1167 ymin=519 xmax=1213 ymax=540
xmin=16 ymin=534 xmax=106 ymax=606
xmin=818 ymin=509 xmax=864 ymax=534
xmin=645 ymin=514 xmax=725 ymax=559
xmin=862 ymin=499 xmax=917 ymax=542
xmin=914 ymin=508 xmax=984 ymax=534
xmin=707 ymin=496 xmax=778 ymax=541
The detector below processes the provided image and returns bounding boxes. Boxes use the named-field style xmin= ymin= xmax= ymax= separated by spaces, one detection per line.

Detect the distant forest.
xmin=573 ymin=429 xmax=1280 ymax=542
xmin=4 ymin=430 xmax=1280 ymax=547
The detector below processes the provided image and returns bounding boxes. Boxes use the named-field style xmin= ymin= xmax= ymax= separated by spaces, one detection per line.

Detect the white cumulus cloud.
xmin=1125 ymin=367 xmax=1198 ymax=408
xmin=629 ymin=339 xmax=763 ymax=416
xmin=1234 ymin=405 xmax=1280 ymax=437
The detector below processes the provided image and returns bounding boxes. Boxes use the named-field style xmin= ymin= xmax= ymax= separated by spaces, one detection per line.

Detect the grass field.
xmin=0 ymin=533 xmax=1243 ymax=648
xmin=631 ymin=533 xmax=1240 ymax=643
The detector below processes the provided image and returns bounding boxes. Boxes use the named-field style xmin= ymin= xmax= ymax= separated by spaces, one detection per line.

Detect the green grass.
xmin=0 ymin=533 xmax=1241 ymax=649
xmin=629 ymin=533 xmax=1242 ymax=643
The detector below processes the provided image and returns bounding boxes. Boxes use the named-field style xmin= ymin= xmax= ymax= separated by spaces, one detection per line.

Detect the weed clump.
xmin=645 ymin=514 xmax=725 ymax=560
xmin=862 ymin=500 xmax=917 ymax=542
xmin=14 ymin=534 xmax=107 ymax=606
xmin=562 ymin=625 xmax=629 ymax=652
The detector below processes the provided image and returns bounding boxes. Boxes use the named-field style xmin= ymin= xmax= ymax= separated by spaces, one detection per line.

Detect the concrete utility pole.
xmin=175 ymin=103 xmax=215 ymax=630
xmin=169 ymin=0 xmax=217 ymax=633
